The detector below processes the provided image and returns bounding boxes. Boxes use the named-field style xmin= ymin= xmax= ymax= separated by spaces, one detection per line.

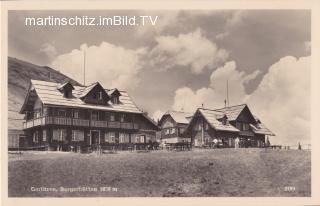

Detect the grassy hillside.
xmin=8 ymin=149 xmax=311 ymax=197
xmin=8 ymin=57 xmax=81 ymax=129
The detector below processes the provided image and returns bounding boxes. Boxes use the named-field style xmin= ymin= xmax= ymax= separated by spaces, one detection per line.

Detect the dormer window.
xmin=57 ymin=81 xmax=74 ymax=98
xmin=108 ymin=89 xmax=121 ymax=104
xmin=112 ymin=96 xmax=119 ymax=104
xmin=64 ymin=90 xmax=71 ymax=98
xmin=221 ymin=115 xmax=228 ymax=125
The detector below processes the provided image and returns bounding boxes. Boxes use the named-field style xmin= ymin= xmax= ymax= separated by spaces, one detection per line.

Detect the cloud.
xmin=172 ymin=61 xmax=259 ymax=112
xmin=39 ymin=43 xmax=57 ymax=60
xmin=152 ymin=109 xmax=165 ymax=122
xmin=149 ymin=28 xmax=229 ymax=74
xmin=216 ymin=10 xmax=248 ymax=40
xmin=51 ymin=42 xmax=147 ymax=90
xmin=171 ymin=56 xmax=310 ymax=145
xmin=247 ymin=56 xmax=310 ymax=145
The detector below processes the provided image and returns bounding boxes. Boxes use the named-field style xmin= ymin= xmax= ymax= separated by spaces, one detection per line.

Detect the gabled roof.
xmin=160 ymin=110 xmax=192 ymax=125
xmin=214 ymin=104 xmax=247 ymax=121
xmin=57 ymin=81 xmax=74 ymax=91
xmin=198 ymin=108 xmax=240 ymax=132
xmin=78 ymin=82 xmax=108 ymax=99
xmin=20 ymin=79 xmax=142 ymax=113
xmin=142 ymin=112 xmax=160 ymax=130
xmin=107 ymin=88 xmax=122 ymax=97
xmin=250 ymin=116 xmax=275 ymax=136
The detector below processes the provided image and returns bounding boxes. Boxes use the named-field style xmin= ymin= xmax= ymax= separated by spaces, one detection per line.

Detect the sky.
xmin=8 ymin=10 xmax=311 ymax=145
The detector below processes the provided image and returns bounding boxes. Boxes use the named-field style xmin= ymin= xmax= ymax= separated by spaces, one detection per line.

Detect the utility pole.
xmin=83 ymin=51 xmax=86 ymax=86
xmin=227 ymin=80 xmax=229 ymax=107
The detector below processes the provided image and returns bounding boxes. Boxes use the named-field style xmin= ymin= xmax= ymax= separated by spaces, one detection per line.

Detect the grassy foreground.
xmin=8 ymin=148 xmax=311 ymax=197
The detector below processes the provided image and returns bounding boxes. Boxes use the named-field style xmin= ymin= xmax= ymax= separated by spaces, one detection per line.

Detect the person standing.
xmin=235 ymin=137 xmax=240 ymax=149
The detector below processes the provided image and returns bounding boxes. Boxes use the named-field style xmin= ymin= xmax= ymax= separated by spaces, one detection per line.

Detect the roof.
xmin=78 ymin=82 xmax=99 ymax=98
xmin=57 ymin=81 xmax=74 ymax=91
xmin=250 ymin=116 xmax=275 ymax=136
xmin=214 ymin=104 xmax=247 ymax=121
xmin=26 ymin=79 xmax=142 ymax=113
xmin=165 ymin=110 xmax=192 ymax=124
xmin=198 ymin=108 xmax=240 ymax=132
xmin=107 ymin=88 xmax=122 ymax=96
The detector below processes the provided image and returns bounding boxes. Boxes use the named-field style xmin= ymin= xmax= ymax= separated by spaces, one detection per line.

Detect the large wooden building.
xmin=20 ymin=80 xmax=159 ymax=151
xmin=181 ymin=104 xmax=274 ymax=148
xmin=158 ymin=111 xmax=192 ymax=144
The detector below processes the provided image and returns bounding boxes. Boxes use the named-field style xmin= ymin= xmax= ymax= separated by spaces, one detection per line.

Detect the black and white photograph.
xmin=1 ymin=1 xmax=320 ymax=205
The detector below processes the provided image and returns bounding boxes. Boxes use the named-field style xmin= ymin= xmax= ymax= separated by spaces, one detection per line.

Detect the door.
xmin=90 ymin=130 xmax=100 ymax=145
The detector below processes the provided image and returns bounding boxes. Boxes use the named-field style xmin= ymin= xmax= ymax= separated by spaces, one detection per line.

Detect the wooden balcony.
xmin=23 ymin=116 xmax=139 ymax=130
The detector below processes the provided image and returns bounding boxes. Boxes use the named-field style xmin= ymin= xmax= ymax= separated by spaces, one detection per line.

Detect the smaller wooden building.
xmin=184 ymin=104 xmax=274 ymax=148
xmin=158 ymin=111 xmax=192 ymax=144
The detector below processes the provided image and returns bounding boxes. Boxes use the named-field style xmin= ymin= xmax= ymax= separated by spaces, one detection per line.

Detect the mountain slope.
xmin=8 ymin=57 xmax=81 ymax=129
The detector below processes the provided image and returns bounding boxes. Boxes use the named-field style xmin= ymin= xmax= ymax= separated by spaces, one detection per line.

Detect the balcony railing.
xmin=23 ymin=116 xmax=139 ymax=130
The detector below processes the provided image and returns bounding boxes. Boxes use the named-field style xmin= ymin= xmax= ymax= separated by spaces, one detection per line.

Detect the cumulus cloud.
xmin=216 ymin=10 xmax=248 ymax=40
xmin=171 ymin=56 xmax=310 ymax=145
xmin=51 ymin=42 xmax=147 ymax=90
xmin=39 ymin=43 xmax=57 ymax=60
xmin=247 ymin=56 xmax=310 ymax=145
xmin=149 ymin=28 xmax=229 ymax=74
xmin=172 ymin=61 xmax=259 ymax=112
xmin=152 ymin=109 xmax=165 ymax=122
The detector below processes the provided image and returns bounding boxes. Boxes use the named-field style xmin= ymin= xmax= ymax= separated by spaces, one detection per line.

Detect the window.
xmin=112 ymin=96 xmax=119 ymax=104
xmin=140 ymin=135 xmax=145 ymax=143
xmin=34 ymin=110 xmax=41 ymax=118
xmin=53 ymin=129 xmax=67 ymax=141
xmin=236 ymin=122 xmax=242 ymax=130
xmin=72 ymin=130 xmax=84 ymax=141
xmin=33 ymin=131 xmax=39 ymax=143
xmin=58 ymin=110 xmax=66 ymax=117
xmin=135 ymin=136 xmax=140 ymax=143
xmin=205 ymin=123 xmax=209 ymax=130
xmin=243 ymin=123 xmax=249 ymax=131
xmin=110 ymin=113 xmax=115 ymax=121
xmin=42 ymin=130 xmax=47 ymax=142
xmin=120 ymin=114 xmax=125 ymax=122
xmin=171 ymin=128 xmax=176 ymax=134
xmin=98 ymin=91 xmax=103 ymax=100
xmin=119 ymin=133 xmax=125 ymax=143
xmin=105 ymin=132 xmax=115 ymax=143
xmin=64 ymin=90 xmax=71 ymax=98
xmin=91 ymin=111 xmax=99 ymax=120
xmin=43 ymin=108 xmax=48 ymax=116
xmin=165 ymin=129 xmax=170 ymax=135
xmin=72 ymin=110 xmax=79 ymax=118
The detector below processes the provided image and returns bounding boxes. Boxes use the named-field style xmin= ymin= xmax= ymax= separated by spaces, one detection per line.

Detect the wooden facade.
xmin=20 ymin=80 xmax=159 ymax=152
xmin=184 ymin=105 xmax=274 ymax=148
xmin=158 ymin=111 xmax=191 ymax=144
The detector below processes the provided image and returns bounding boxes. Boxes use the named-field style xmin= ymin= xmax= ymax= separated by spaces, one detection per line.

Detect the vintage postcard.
xmin=1 ymin=0 xmax=320 ymax=206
